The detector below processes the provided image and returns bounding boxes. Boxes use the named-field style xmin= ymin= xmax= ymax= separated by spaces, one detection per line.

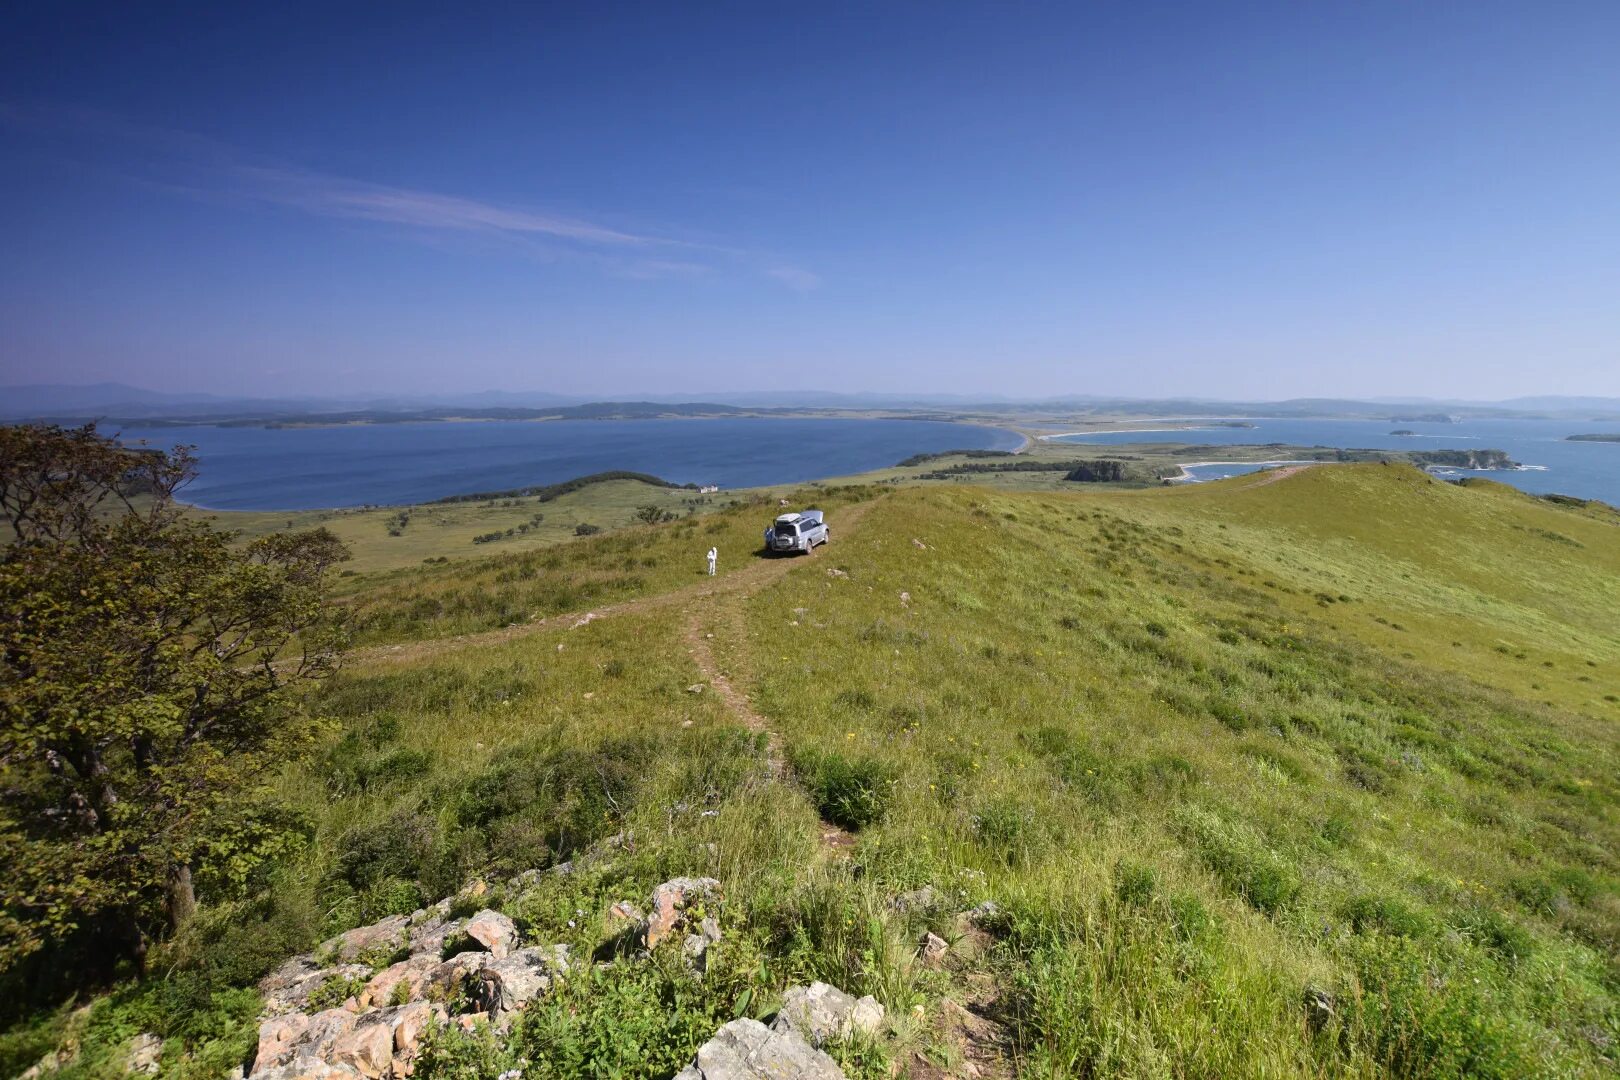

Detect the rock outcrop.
xmin=249 ymin=894 xmax=570 ymax=1078
xmin=771 ymin=982 xmax=885 ymax=1047
xmin=673 ymin=1017 xmax=845 ymax=1080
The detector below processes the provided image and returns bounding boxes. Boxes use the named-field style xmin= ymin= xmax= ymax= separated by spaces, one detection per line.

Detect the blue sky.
xmin=2 ymin=2 xmax=1617 ymax=400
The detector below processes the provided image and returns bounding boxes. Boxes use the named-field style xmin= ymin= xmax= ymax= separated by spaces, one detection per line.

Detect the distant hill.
xmin=7 ymin=382 xmax=1620 ymax=423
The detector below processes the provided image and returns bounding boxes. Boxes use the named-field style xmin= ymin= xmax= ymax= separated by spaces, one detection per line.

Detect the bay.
xmin=1049 ymin=417 xmax=1620 ymax=504
xmin=117 ymin=417 xmax=1023 ymax=511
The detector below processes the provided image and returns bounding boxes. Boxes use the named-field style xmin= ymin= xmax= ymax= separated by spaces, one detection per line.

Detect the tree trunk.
xmin=166 ymin=862 xmax=197 ymax=932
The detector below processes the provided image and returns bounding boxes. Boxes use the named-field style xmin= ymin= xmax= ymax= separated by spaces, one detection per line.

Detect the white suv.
xmin=765 ymin=509 xmax=828 ymax=554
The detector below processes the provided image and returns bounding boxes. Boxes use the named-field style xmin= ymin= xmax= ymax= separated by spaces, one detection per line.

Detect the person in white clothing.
xmin=706 ymin=547 xmax=717 ymax=576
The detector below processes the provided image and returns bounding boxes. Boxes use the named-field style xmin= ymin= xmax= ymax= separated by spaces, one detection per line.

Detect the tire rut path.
xmin=346 ymin=498 xmax=879 ymax=669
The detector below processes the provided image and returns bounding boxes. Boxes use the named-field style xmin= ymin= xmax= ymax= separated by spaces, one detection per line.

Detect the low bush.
xmin=791 ymin=750 xmax=897 ymax=830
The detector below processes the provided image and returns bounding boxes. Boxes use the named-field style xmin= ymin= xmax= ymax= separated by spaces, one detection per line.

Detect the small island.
xmin=1566 ymin=433 xmax=1620 ymax=442
xmin=1409 ymin=448 xmax=1519 ymax=470
xmin=1390 ymin=413 xmax=1457 ymax=423
xmin=1389 ymin=429 xmax=1416 ymax=436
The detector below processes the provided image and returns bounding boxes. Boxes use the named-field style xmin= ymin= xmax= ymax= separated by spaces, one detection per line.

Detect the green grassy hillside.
xmin=7 ymin=465 xmax=1617 ymax=1079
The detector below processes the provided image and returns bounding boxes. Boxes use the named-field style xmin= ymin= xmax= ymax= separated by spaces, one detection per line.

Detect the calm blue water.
xmin=118 ymin=418 xmax=1024 ymax=510
xmin=1050 ymin=418 xmax=1620 ymax=503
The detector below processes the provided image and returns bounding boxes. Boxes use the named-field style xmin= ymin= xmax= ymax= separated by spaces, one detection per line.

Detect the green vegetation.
xmin=1407 ymin=448 xmax=1519 ymax=469
xmin=1567 ymin=433 xmax=1620 ymax=442
xmin=894 ymin=449 xmax=1018 ymax=468
xmin=432 ymin=470 xmax=697 ymax=505
xmin=0 ymin=426 xmax=348 ymax=999
xmin=4 ymin=453 xmax=1618 ymax=1078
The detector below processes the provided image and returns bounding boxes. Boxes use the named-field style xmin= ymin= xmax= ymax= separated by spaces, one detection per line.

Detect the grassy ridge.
xmin=745 ymin=468 xmax=1618 ymax=1074
xmin=7 ymin=464 xmax=1617 ymax=1078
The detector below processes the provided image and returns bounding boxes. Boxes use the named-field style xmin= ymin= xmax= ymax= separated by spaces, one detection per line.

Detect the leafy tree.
xmin=634 ymin=504 xmax=666 ymax=525
xmin=0 ymin=425 xmax=350 ymax=993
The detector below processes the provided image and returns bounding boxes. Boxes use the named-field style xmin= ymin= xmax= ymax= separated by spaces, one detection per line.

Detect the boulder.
xmin=405 ymin=913 xmax=466 ymax=959
xmin=422 ymin=951 xmax=492 ymax=1005
xmin=390 ymin=1001 xmax=442 ymax=1061
xmin=249 ymin=1061 xmax=363 ymax=1080
xmin=327 ymin=1016 xmax=394 ymax=1079
xmin=260 ymin=962 xmax=375 ymax=1015
xmin=608 ymin=900 xmax=645 ymax=927
xmin=359 ymin=954 xmax=440 ymax=1008
xmin=463 ymin=909 xmax=518 ymax=958
xmin=254 ymin=1013 xmax=312 ymax=1074
xmin=645 ymin=877 xmax=722 ymax=949
xmin=475 ymin=945 xmax=571 ymax=1016
xmin=684 ymin=915 xmax=723 ymax=968
xmin=919 ymin=932 xmax=949 ymax=966
xmin=890 ymin=885 xmax=939 ymax=914
xmin=125 ymin=1032 xmax=163 ymax=1074
xmin=673 ymin=1018 xmax=844 ymax=1080
xmin=772 ymin=983 xmax=884 ymax=1047
xmin=252 ymin=1008 xmax=357 ymax=1075
xmin=319 ymin=915 xmax=411 ymax=964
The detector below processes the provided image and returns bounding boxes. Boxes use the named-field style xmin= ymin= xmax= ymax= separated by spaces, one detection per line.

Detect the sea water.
xmin=1049 ymin=417 xmax=1620 ymax=503
xmin=117 ymin=417 xmax=1024 ymax=510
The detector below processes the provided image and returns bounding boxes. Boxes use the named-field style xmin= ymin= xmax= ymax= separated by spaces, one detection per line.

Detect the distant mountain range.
xmin=4 ymin=382 xmax=1620 ymax=422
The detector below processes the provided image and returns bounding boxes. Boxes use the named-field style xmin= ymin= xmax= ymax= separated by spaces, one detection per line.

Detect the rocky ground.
xmin=146 ymin=869 xmax=939 ymax=1080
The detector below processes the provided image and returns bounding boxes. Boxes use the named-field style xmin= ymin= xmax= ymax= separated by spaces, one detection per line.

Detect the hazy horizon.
xmin=5 ymin=4 xmax=1619 ymax=401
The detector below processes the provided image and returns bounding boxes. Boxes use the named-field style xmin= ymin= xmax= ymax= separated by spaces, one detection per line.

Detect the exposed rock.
xmin=422 ymin=951 xmax=492 ymax=1004
xmin=687 ymin=683 xmax=707 ymax=694
xmin=475 ymin=945 xmax=571 ymax=1016
xmin=644 ymin=877 xmax=722 ymax=950
xmin=1303 ymin=986 xmax=1336 ymax=1033
xmin=405 ymin=913 xmax=466 ymax=959
xmin=608 ymin=900 xmax=645 ymax=926
xmin=673 ymin=1017 xmax=845 ymax=1080
xmin=250 ymin=1060 xmax=363 ymax=1080
xmin=391 ymin=1001 xmax=440 ymax=1058
xmin=464 ymin=909 xmax=518 ymax=958
xmin=318 ymin=915 xmax=411 ymax=964
xmin=359 ymin=954 xmax=440 ymax=1008
xmin=253 ymin=1008 xmax=358 ymax=1075
xmin=919 ymin=932 xmax=950 ymax=966
xmin=772 ymin=982 xmax=885 ymax=1047
xmin=125 ymin=1032 xmax=163 ymax=1074
xmin=328 ymin=1016 xmax=394 ymax=1079
xmin=891 ymin=885 xmax=939 ymax=914
xmin=262 ymin=957 xmax=376 ymax=1016
xmin=912 ymin=538 xmax=928 ymax=549
xmin=684 ymin=915 xmax=723 ymax=967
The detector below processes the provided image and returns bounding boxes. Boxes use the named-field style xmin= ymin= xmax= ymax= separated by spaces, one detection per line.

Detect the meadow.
xmin=6 ymin=464 xmax=1617 ymax=1079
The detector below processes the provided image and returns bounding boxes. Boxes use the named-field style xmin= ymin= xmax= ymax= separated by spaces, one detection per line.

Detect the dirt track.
xmin=346 ymin=498 xmax=880 ymax=669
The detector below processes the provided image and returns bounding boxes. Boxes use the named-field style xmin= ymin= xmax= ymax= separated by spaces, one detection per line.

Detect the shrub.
xmin=1022 ymin=725 xmax=1118 ymax=804
xmin=1341 ymin=894 xmax=1433 ymax=938
xmin=1176 ymin=807 xmax=1301 ymax=915
xmin=412 ymin=1016 xmax=513 ymax=1080
xmin=1339 ymin=935 xmax=1538 ymax=1077
xmin=792 ymin=750 xmax=897 ymax=830
xmin=574 ymin=522 xmax=602 ymax=536
xmin=509 ymin=955 xmax=740 ymax=1079
xmin=1114 ymin=860 xmax=1158 ymax=907
xmin=971 ymin=797 xmax=1048 ymax=867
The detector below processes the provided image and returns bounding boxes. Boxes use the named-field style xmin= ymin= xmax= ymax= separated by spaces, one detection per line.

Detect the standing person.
xmin=706 ymin=546 xmax=717 ymax=576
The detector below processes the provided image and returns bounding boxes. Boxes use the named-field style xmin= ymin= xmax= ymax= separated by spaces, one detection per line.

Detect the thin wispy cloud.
xmin=766 ymin=266 xmax=823 ymax=292
xmin=225 ymin=165 xmax=662 ymax=248
xmin=2 ymin=102 xmax=816 ymax=287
